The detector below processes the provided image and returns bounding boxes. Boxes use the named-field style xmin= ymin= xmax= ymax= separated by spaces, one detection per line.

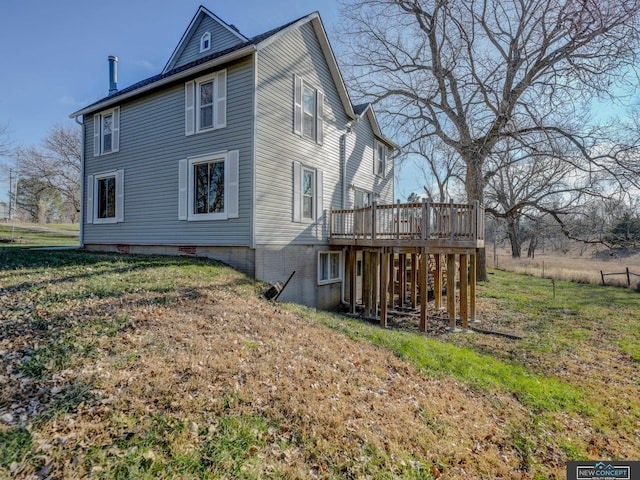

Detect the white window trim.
xmin=301 ymin=167 xmax=315 ymax=223
xmin=93 ymin=107 xmax=120 ymax=157
xmin=200 ymin=32 xmax=211 ymax=53
xmin=88 ymin=170 xmax=124 ymax=224
xmin=375 ymin=140 xmax=386 ymax=177
xmin=293 ymin=74 xmax=324 ymax=145
xmin=196 ymin=72 xmax=216 ymax=133
xmin=292 ymin=161 xmax=323 ymax=224
xmin=318 ymin=251 xmax=342 ymax=285
xmin=185 ymin=70 xmax=227 ymax=136
xmin=179 ymin=149 xmax=239 ymax=222
xmin=354 ymin=188 xmax=372 ymax=209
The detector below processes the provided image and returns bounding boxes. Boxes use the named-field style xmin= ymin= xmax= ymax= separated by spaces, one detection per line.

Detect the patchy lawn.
xmin=0 ymin=250 xmax=638 ymax=479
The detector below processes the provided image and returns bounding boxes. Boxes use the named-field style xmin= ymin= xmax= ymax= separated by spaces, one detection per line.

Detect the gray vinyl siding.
xmin=83 ymin=57 xmax=254 ymax=247
xmin=346 ymin=115 xmax=394 ymax=207
xmin=170 ymin=15 xmax=244 ymax=70
xmin=254 ymin=22 xmax=349 ymax=247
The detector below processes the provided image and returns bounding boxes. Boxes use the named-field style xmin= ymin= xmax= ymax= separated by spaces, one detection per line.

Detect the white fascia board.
xmin=70 ymin=45 xmax=257 ymax=118
xmin=163 ymin=6 xmax=248 ymax=74
xmin=363 ymin=108 xmax=402 ymax=152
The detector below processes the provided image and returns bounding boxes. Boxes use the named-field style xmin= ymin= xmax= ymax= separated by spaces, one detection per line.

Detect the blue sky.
xmin=6 ymin=0 xmax=426 ymax=203
xmin=3 ymin=1 xmax=628 ymax=209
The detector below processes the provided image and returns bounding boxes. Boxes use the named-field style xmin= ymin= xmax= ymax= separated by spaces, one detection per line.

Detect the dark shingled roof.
xmin=80 ymin=15 xmax=305 ymax=113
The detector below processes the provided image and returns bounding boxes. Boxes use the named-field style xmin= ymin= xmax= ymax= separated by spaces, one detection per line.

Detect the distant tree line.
xmin=2 ymin=124 xmax=81 ymax=224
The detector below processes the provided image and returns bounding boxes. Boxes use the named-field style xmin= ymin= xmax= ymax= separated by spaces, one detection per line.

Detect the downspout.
xmin=74 ymin=115 xmax=85 ymax=248
xmin=340 ymin=131 xmax=349 ymax=305
xmin=340 ymin=122 xmax=356 ymax=306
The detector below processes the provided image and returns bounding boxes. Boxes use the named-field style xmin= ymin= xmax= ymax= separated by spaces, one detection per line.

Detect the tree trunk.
xmin=527 ymin=234 xmax=538 ymax=259
xmin=465 ymin=159 xmax=489 ymax=281
xmin=506 ymin=216 xmax=521 ymax=258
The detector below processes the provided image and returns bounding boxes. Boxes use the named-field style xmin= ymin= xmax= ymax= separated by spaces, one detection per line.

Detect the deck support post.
xmin=446 ymin=253 xmax=457 ymax=331
xmin=460 ymin=253 xmax=469 ymax=329
xmin=434 ymin=254 xmax=443 ymax=309
xmin=419 ymin=249 xmax=427 ymax=332
xmin=470 ymin=252 xmax=478 ymax=323
xmin=399 ymin=253 xmax=406 ymax=309
xmin=363 ymin=251 xmax=371 ymax=318
xmin=349 ymin=247 xmax=356 ymax=314
xmin=388 ymin=251 xmax=394 ymax=308
xmin=410 ymin=253 xmax=418 ymax=309
xmin=380 ymin=248 xmax=388 ymax=327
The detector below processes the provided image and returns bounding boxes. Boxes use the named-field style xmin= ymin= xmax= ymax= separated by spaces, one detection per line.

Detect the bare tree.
xmin=411 ymin=141 xmax=463 ymax=202
xmin=15 ymin=124 xmax=81 ymax=223
xmin=0 ymin=123 xmax=12 ymax=158
xmin=484 ymin=144 xmax=592 ymax=257
xmin=337 ymin=0 xmax=640 ymax=278
xmin=15 ymin=177 xmax=61 ymax=223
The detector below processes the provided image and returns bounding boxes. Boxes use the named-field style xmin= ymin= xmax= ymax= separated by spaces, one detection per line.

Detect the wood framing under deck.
xmin=330 ymin=200 xmax=485 ymax=331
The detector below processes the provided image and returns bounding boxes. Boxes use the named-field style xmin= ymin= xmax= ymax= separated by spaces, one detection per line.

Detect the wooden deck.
xmin=330 ymin=200 xmax=485 ymax=332
xmin=329 ymin=200 xmax=484 ymax=250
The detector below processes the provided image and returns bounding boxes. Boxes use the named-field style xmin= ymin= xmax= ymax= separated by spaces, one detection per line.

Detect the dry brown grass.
xmin=2 ymin=251 xmax=638 ymax=479
xmin=18 ymin=286 xmax=537 ymax=478
xmin=492 ymin=249 xmax=640 ymax=288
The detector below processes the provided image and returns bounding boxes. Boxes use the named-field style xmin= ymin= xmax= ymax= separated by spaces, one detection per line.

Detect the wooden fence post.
xmin=601 ymin=270 xmax=605 ymax=286
xmin=627 ymin=267 xmax=631 ymax=287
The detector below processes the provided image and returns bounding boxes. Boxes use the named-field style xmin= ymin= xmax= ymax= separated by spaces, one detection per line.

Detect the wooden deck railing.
xmin=330 ymin=200 xmax=484 ymax=244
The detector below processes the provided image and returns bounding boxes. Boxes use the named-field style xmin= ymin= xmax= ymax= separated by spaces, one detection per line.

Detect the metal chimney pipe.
xmin=108 ymin=55 xmax=118 ymax=95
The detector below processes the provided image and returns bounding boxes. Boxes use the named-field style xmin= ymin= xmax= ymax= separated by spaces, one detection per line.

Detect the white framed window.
xmin=302 ymin=85 xmax=316 ymax=140
xmin=185 ymin=70 xmax=227 ymax=135
xmin=302 ymin=168 xmax=315 ymax=220
xmin=200 ymin=32 xmax=211 ymax=52
xmin=178 ymin=150 xmax=239 ymax=221
xmin=354 ymin=189 xmax=372 ymax=209
xmin=375 ymin=141 xmax=386 ymax=176
xmin=93 ymin=107 xmax=120 ymax=156
xmin=292 ymin=161 xmax=323 ymax=224
xmin=86 ymin=170 xmax=124 ymax=224
xmin=318 ymin=251 xmax=342 ymax=285
xmin=293 ymin=74 xmax=324 ymax=145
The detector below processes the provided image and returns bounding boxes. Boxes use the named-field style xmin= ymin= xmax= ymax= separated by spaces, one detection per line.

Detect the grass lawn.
xmin=0 ymin=250 xmax=638 ymax=479
xmin=0 ymin=224 xmax=79 ymax=248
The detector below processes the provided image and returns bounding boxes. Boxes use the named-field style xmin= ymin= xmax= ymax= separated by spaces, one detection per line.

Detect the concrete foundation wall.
xmin=254 ymin=244 xmax=342 ymax=309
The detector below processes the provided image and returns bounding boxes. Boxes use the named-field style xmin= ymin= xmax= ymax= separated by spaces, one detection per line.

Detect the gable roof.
xmin=69 ymin=14 xmax=301 ymax=118
xmin=162 ymin=5 xmax=248 ymax=74
xmin=353 ymin=103 xmax=401 ymax=151
xmin=70 ymin=9 xmax=397 ymax=149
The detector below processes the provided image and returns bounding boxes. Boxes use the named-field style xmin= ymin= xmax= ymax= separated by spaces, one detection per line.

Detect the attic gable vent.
xmin=200 ymin=32 xmax=211 ymax=52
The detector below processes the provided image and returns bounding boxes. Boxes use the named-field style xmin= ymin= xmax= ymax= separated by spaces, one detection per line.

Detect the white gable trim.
xmin=163 ymin=5 xmax=248 ymax=74
xmin=358 ymin=105 xmax=402 ymax=152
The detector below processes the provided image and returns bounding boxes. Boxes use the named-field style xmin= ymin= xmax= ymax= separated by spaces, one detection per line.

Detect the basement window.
xmin=318 ymin=251 xmax=342 ymax=285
